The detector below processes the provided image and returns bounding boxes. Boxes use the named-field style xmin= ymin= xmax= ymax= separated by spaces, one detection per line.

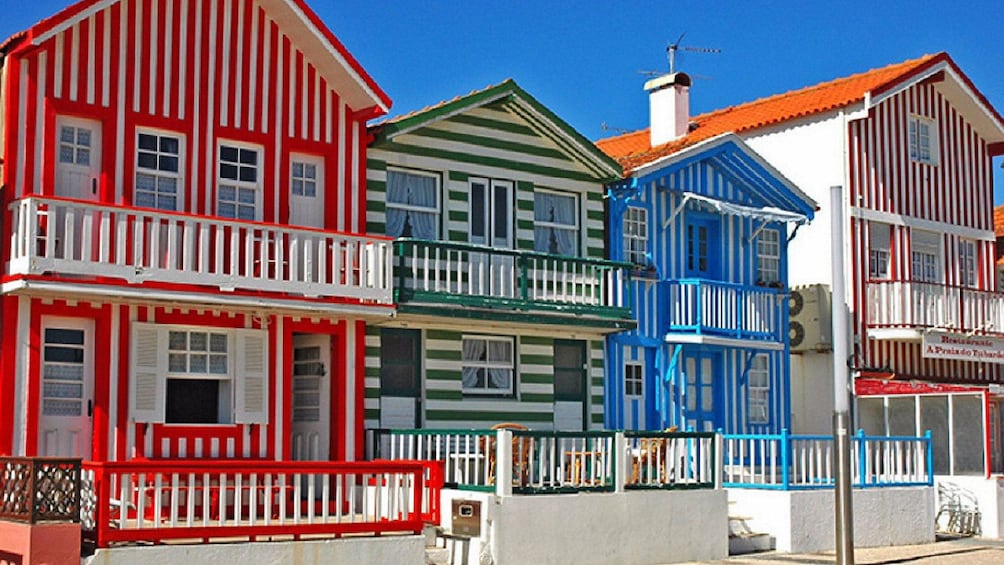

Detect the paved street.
xmin=675 ymin=538 xmax=1004 ymax=564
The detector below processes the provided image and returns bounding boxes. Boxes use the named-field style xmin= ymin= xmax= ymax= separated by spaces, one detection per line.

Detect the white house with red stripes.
xmin=0 ymin=0 xmax=394 ymax=470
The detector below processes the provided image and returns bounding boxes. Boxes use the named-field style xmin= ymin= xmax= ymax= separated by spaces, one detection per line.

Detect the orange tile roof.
xmin=597 ymin=53 xmax=945 ymax=172
xmin=995 ymin=205 xmax=1004 ymax=238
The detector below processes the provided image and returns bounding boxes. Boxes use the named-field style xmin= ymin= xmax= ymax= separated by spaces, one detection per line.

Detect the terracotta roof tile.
xmin=995 ymin=205 xmax=1004 ymax=238
xmin=597 ymin=54 xmax=942 ymax=172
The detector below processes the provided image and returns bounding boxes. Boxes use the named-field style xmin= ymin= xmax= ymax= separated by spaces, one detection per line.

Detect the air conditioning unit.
xmin=789 ymin=284 xmax=833 ymax=352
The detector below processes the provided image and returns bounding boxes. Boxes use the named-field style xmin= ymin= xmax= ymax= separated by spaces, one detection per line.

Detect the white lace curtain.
xmin=534 ymin=191 xmax=577 ymax=256
xmin=461 ymin=338 xmax=512 ymax=391
xmin=386 ymin=171 xmax=438 ymax=239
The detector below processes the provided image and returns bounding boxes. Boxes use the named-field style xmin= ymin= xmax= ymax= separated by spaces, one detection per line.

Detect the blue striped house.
xmin=597 ymin=74 xmax=816 ymax=433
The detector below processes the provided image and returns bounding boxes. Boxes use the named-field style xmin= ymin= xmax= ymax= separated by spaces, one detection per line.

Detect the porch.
xmin=665 ymin=279 xmax=787 ymax=344
xmin=391 ymin=238 xmax=635 ymax=329
xmin=866 ymin=279 xmax=1004 ymax=337
xmin=7 ymin=195 xmax=393 ymax=303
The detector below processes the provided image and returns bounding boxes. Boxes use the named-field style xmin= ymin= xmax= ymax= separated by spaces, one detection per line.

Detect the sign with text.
xmin=922 ymin=331 xmax=1004 ymax=364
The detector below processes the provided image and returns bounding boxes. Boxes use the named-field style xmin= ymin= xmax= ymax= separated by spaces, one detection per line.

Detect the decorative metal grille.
xmin=0 ymin=457 xmax=81 ymax=523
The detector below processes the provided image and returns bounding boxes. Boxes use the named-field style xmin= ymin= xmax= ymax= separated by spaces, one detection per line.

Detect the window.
xmin=624 ymin=362 xmax=643 ymax=397
xmin=908 ymin=115 xmax=937 ymax=165
xmin=911 ymin=230 xmax=941 ymax=283
xmin=534 ymin=189 xmax=579 ymax=256
xmin=869 ymin=223 xmax=891 ymax=279
xmin=218 ymin=143 xmax=261 ymax=220
xmin=461 ymin=336 xmax=514 ymax=395
xmin=290 ymin=159 xmax=318 ymax=198
xmin=756 ymin=229 xmax=781 ymax=284
xmin=959 ymin=239 xmax=977 ymax=288
xmin=59 ymin=125 xmax=92 ymax=166
xmin=624 ymin=207 xmax=649 ymax=265
xmin=747 ymin=355 xmax=770 ymax=425
xmin=130 ymin=323 xmax=267 ymax=425
xmin=136 ymin=131 xmax=181 ymax=211
xmin=386 ymin=169 xmax=439 ymax=239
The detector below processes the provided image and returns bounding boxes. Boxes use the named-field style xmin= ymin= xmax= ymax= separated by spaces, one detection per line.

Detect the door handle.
xmin=88 ymin=399 xmax=93 ymax=417
xmin=92 ymin=178 xmax=98 ymax=195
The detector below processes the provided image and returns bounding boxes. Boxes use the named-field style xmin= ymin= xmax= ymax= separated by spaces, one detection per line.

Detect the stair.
xmin=423 ymin=525 xmax=474 ymax=565
xmin=728 ymin=514 xmax=774 ymax=555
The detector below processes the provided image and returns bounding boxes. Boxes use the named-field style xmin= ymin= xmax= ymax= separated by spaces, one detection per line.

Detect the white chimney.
xmin=645 ymin=72 xmax=691 ymax=147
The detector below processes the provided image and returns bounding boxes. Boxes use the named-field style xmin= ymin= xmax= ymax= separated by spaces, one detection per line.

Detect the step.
xmin=728 ymin=532 xmax=775 ymax=555
xmin=425 ymin=546 xmax=450 ymax=565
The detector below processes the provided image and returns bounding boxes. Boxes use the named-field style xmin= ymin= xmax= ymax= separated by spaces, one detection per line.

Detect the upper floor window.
xmin=386 ymin=169 xmax=439 ymax=239
xmin=908 ymin=115 xmax=938 ymax=165
xmin=534 ymin=189 xmax=579 ymax=256
xmin=624 ymin=362 xmax=643 ymax=397
xmin=624 ymin=207 xmax=649 ymax=266
xmin=218 ymin=143 xmax=261 ymax=221
xmin=959 ymin=239 xmax=977 ymax=288
xmin=747 ymin=355 xmax=770 ymax=425
xmin=756 ymin=229 xmax=781 ymax=285
xmin=461 ymin=335 xmax=514 ymax=396
xmin=289 ymin=155 xmax=325 ymax=228
xmin=135 ymin=131 xmax=181 ymax=211
xmin=911 ymin=230 xmax=941 ymax=283
xmin=869 ymin=223 xmax=891 ymax=279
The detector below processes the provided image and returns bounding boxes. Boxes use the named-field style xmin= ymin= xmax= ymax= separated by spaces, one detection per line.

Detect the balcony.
xmin=391 ymin=239 xmax=635 ymax=330
xmin=7 ymin=196 xmax=393 ymax=305
xmin=665 ymin=279 xmax=786 ymax=344
xmin=867 ymin=280 xmax=1004 ymax=338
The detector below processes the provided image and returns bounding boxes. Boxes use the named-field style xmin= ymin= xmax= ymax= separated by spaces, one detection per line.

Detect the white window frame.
xmin=290 ymin=154 xmax=321 ymax=199
xmin=58 ymin=123 xmax=94 ymax=166
xmin=217 ymin=141 xmax=263 ymax=221
xmin=135 ymin=129 xmax=183 ymax=211
xmin=461 ymin=335 xmax=515 ymax=396
xmin=624 ymin=206 xmax=649 ymax=265
xmin=533 ymin=188 xmax=581 ymax=257
xmin=385 ymin=167 xmax=441 ymax=239
xmin=911 ymin=230 xmax=942 ymax=283
xmin=959 ymin=239 xmax=978 ymax=288
xmin=624 ymin=361 xmax=644 ymax=398
xmin=908 ymin=115 xmax=938 ymax=165
xmin=167 ymin=328 xmax=233 ymax=424
xmin=869 ymin=223 xmax=892 ymax=280
xmin=756 ymin=228 xmax=781 ymax=285
xmin=747 ymin=355 xmax=770 ymax=425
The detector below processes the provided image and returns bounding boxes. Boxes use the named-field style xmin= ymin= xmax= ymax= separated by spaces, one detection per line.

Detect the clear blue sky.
xmin=3 ymin=0 xmax=1003 ymax=203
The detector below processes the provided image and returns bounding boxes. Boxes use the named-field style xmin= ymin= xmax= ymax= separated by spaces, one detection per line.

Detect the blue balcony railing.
xmin=665 ymin=279 xmax=786 ymax=342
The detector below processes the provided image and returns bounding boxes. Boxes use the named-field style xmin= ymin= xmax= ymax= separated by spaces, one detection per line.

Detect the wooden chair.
xmin=631 ymin=426 xmax=678 ymax=485
xmin=483 ymin=423 xmax=532 ymax=487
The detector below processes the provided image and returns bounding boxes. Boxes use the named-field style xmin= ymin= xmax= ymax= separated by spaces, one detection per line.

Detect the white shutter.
xmin=235 ymin=329 xmax=269 ymax=424
xmin=131 ymin=322 xmax=166 ymax=423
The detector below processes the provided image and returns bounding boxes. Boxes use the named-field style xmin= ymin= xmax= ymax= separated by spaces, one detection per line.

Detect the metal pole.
xmin=830 ymin=185 xmax=855 ymax=564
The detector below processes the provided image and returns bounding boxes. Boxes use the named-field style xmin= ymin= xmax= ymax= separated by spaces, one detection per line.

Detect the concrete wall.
xmin=83 ymin=536 xmax=425 ymax=565
xmin=728 ymin=486 xmax=935 ymax=553
xmin=441 ymin=489 xmax=728 ymax=565
xmin=935 ymin=475 xmax=1004 ymax=539
xmin=789 ymin=352 xmax=834 ymax=434
xmin=0 ymin=521 xmax=80 ymax=565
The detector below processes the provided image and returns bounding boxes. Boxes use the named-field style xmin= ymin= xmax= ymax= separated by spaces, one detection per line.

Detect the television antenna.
xmin=600 ymin=122 xmax=629 ymax=135
xmin=666 ymin=33 xmax=721 ymax=74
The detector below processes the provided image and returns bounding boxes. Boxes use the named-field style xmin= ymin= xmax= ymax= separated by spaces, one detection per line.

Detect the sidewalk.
xmin=675 ymin=537 xmax=1004 ymax=564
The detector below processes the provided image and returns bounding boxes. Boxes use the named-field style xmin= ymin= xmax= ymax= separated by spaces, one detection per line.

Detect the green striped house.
xmin=365 ymin=80 xmax=634 ymax=430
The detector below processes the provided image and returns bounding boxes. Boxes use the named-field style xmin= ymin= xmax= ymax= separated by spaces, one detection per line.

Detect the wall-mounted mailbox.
xmin=451 ymin=499 xmax=481 ymax=537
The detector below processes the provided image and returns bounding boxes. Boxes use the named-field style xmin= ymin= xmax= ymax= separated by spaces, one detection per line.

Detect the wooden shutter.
xmin=131 ymin=322 xmax=166 ymax=423
xmin=235 ymin=329 xmax=269 ymax=424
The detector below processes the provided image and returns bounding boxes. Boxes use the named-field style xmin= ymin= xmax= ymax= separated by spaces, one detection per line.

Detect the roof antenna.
xmin=600 ymin=122 xmax=629 ymax=135
xmin=667 ymin=33 xmax=721 ymax=74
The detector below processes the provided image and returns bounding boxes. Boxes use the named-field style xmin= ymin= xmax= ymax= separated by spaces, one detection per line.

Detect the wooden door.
xmin=38 ymin=318 xmax=94 ymax=458
xmin=291 ymin=334 xmax=331 ymax=461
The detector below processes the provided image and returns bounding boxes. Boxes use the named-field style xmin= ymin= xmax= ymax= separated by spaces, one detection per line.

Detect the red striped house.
xmin=0 ymin=0 xmax=393 ymax=464
xmin=600 ymin=53 xmax=1004 ymax=475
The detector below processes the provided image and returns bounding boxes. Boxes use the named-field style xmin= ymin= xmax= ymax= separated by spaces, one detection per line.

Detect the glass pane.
xmin=77 ymin=129 xmax=91 ymax=146
xmin=61 ymin=127 xmax=75 ymax=143
xmin=304 ymin=164 xmax=316 ymax=178
xmin=160 ymin=136 xmax=179 ymax=154
xmin=210 ymin=334 xmax=227 ymax=353
xmin=43 ymin=364 xmax=83 ymax=381
xmin=218 ymin=203 xmax=236 ymax=218
xmin=294 ymin=362 xmax=324 ymax=377
xmin=470 ymin=183 xmax=485 ymax=239
xmin=77 ymin=148 xmax=90 ymax=166
xmin=291 ymin=179 xmax=303 ymax=196
xmin=59 ymin=146 xmax=74 ymax=163
xmin=239 ymin=148 xmax=257 ymax=165
xmin=220 ymin=145 xmax=238 ymax=163
xmin=43 ymin=399 xmax=82 ymax=417
xmin=158 ymin=177 xmax=177 ymax=194
xmin=293 ymin=375 xmax=320 ymax=391
xmin=292 ymin=162 xmax=303 ymax=177
xmin=189 ymin=353 xmax=208 ymax=373
xmin=169 ymin=331 xmax=187 ymax=351
xmin=294 ymin=346 xmax=320 ymax=361
xmin=169 ymin=353 xmax=187 ymax=372
xmin=139 ymin=133 xmax=157 ymax=151
xmin=136 ymin=173 xmax=156 ymax=191
xmin=160 ymin=155 xmax=178 ymax=172
xmin=237 ymin=204 xmax=256 ymax=220
xmin=46 ymin=328 xmax=85 ymax=345
xmin=137 ymin=152 xmax=157 ymax=170
xmin=219 ymin=185 xmax=236 ymax=202
xmin=189 ymin=332 xmax=208 ymax=351
xmin=238 ymin=187 xmax=256 ymax=204
xmin=493 ymin=186 xmax=509 ymax=241
xmin=44 ymin=382 xmax=83 ymax=399
xmin=239 ymin=166 xmax=257 ymax=183
xmin=304 ymin=180 xmax=316 ymax=197
xmin=159 ymin=195 xmax=177 ymax=211
xmin=135 ymin=192 xmax=156 ymax=208
xmin=209 ymin=354 xmax=227 ymax=374
xmin=220 ymin=163 xmax=238 ymax=180
xmin=44 ymin=346 xmax=84 ymax=363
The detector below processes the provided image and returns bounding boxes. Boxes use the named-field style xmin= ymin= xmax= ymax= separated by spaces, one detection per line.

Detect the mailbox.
xmin=451 ymin=499 xmax=481 ymax=537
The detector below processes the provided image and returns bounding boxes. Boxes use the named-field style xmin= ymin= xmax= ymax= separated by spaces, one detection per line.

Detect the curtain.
xmin=534 ymin=191 xmax=578 ymax=256
xmin=461 ymin=339 xmax=486 ymax=389
xmin=387 ymin=171 xmax=438 ymax=239
xmin=487 ymin=340 xmax=512 ymax=390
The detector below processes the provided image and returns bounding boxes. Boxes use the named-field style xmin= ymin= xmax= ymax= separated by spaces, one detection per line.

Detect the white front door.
xmin=55 ymin=116 xmax=102 ymax=201
xmin=289 ymin=156 xmax=324 ymax=228
xmin=291 ymin=334 xmax=331 ymax=461
xmin=38 ymin=318 xmax=94 ymax=458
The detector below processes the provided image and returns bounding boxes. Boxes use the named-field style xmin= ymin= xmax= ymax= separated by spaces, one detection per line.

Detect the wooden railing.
xmin=867 ymin=279 xmax=1004 ymax=335
xmin=0 ymin=457 xmax=81 ymax=523
xmin=721 ymin=430 xmax=932 ymax=490
xmin=369 ymin=429 xmax=716 ymax=493
xmin=8 ymin=196 xmax=393 ymax=302
xmin=80 ymin=459 xmax=442 ymax=548
xmin=666 ymin=279 xmax=785 ymax=341
xmin=392 ymin=239 xmax=633 ymax=319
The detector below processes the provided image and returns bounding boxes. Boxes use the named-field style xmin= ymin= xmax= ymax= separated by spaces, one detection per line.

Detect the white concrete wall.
xmin=789 ymin=351 xmax=835 ymax=434
xmin=441 ymin=489 xmax=728 ymax=565
xmin=83 ymin=536 xmax=425 ymax=565
xmin=728 ymin=487 xmax=935 ymax=553
xmin=935 ymin=475 xmax=1004 ymax=539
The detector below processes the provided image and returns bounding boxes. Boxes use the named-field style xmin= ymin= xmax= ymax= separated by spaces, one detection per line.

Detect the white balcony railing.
xmin=8 ymin=196 xmax=392 ymax=303
xmin=867 ymin=280 xmax=1004 ymax=335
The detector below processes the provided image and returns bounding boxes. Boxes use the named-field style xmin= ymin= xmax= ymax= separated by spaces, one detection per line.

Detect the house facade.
xmin=365 ymin=80 xmax=633 ymax=431
xmin=598 ymin=73 xmax=816 ymax=433
xmin=599 ymin=54 xmax=1004 ymax=473
xmin=0 ymin=0 xmax=393 ymax=463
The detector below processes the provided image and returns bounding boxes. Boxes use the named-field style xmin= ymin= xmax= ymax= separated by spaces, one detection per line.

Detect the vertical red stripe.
xmin=0 ymin=297 xmax=18 ymax=455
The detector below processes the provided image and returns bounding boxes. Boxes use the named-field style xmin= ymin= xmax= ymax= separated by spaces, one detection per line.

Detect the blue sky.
xmin=3 ymin=0 xmax=1003 ymax=202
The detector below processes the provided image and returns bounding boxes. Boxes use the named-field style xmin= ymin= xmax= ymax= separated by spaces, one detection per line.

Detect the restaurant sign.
xmin=922 ymin=331 xmax=1004 ymax=364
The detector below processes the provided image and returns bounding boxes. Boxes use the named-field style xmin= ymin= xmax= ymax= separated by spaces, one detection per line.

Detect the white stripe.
xmin=313 ymin=67 xmax=320 ymax=142
xmin=300 ymin=56 xmax=307 ymax=139
xmin=34 ymin=52 xmax=46 ymax=194
xmin=325 ymin=89 xmax=332 ymax=143
xmin=178 ymin=0 xmax=188 ymax=120
xmin=86 ymin=15 xmax=95 ymax=104
xmin=287 ymin=38 xmax=295 ymax=138
xmin=220 ymin=0 xmax=232 ymax=127
xmin=190 ymin=0 xmax=201 ymax=214
xmin=351 ymin=122 xmax=359 ymax=232
xmin=337 ymin=102 xmax=345 ymax=231
xmin=132 ymin=0 xmax=141 ymax=112
xmin=261 ymin=17 xmax=270 ymax=135
xmin=205 ymin=0 xmax=219 ymax=216
xmin=15 ymin=63 xmax=26 ymax=197
xmin=54 ymin=33 xmax=64 ymax=99
xmin=116 ymin=0 xmax=128 ymax=202
xmin=234 ymin=0 xmax=245 ymax=129
xmin=108 ymin=305 xmax=120 ymax=460
xmin=13 ymin=297 xmax=31 ymax=455
xmin=149 ymin=0 xmax=159 ymax=116
xmin=162 ymin=0 xmax=173 ymax=118
xmin=273 ymin=316 xmax=284 ymax=461
xmin=247 ymin=2 xmax=259 ymax=132
xmin=344 ymin=322 xmax=356 ymax=460
xmin=101 ymin=7 xmax=111 ymax=107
